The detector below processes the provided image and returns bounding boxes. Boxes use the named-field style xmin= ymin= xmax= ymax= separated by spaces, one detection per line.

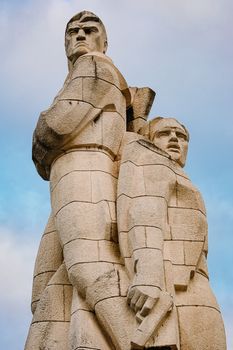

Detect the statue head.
xmin=65 ymin=11 xmax=108 ymax=65
xmin=140 ymin=117 xmax=189 ymax=167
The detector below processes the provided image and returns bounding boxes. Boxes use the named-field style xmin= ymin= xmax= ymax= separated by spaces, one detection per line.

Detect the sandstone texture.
xmin=26 ymin=10 xmax=226 ymax=350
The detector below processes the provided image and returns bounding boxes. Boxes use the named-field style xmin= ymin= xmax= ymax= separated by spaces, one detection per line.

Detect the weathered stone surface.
xmin=26 ymin=10 xmax=226 ymax=350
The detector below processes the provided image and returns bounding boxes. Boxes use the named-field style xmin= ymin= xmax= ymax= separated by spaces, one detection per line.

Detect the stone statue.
xmin=117 ymin=117 xmax=226 ymax=349
xmin=26 ymin=10 xmax=226 ymax=350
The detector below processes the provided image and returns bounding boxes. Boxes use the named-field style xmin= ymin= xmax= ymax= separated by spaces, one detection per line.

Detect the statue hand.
xmin=127 ymin=285 xmax=160 ymax=317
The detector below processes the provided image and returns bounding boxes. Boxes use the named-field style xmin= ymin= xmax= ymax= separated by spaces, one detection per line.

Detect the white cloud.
xmin=0 ymin=226 xmax=37 ymax=304
xmin=0 ymin=226 xmax=39 ymax=348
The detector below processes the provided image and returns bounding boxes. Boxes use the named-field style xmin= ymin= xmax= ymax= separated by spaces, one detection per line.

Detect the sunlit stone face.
xmin=65 ymin=20 xmax=107 ymax=63
xmin=151 ymin=118 xmax=189 ymax=167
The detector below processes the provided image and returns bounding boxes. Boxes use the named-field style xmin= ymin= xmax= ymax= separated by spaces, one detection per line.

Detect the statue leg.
xmin=25 ymin=263 xmax=72 ymax=350
xmin=175 ymin=273 xmax=226 ymax=350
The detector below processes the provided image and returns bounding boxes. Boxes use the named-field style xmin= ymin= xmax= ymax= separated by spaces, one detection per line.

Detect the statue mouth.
xmin=75 ymin=41 xmax=87 ymax=47
xmin=167 ymin=143 xmax=180 ymax=151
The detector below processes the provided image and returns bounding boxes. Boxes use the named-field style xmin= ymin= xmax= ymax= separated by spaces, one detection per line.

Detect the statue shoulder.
xmin=121 ymin=138 xmax=171 ymax=165
xmin=120 ymin=137 xmax=187 ymax=179
xmin=72 ymin=53 xmax=131 ymax=106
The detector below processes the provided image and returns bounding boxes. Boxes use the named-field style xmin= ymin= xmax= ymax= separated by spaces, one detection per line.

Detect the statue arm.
xmin=126 ymin=195 xmax=168 ymax=317
xmin=118 ymin=145 xmax=175 ymax=317
xmin=32 ymin=54 xmax=128 ymax=180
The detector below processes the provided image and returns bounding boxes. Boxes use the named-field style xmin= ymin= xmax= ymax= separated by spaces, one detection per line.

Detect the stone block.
xmin=51 ymin=171 xmax=92 ymax=215
xmin=175 ymin=272 xmax=218 ymax=308
xmin=31 ymin=271 xmax=55 ymax=312
xmin=98 ymin=240 xmax=121 ymax=264
xmin=132 ymin=248 xmax=164 ymax=288
xmin=173 ymin=265 xmax=193 ymax=291
xmin=184 ymin=240 xmax=203 ymax=266
xmin=177 ymin=305 xmax=226 ymax=349
xmin=163 ymin=240 xmax=185 ymax=265
xmin=128 ymin=196 xmax=167 ymax=229
xmin=50 ymin=150 xmax=117 ymax=190
xmin=68 ymin=261 xmax=116 ymax=299
xmin=32 ymin=284 xmax=65 ymax=322
xmin=128 ymin=226 xmax=146 ymax=253
xmin=95 ymin=296 xmax=136 ymax=350
xmin=82 ymin=77 xmax=126 ymax=116
xmin=86 ymin=268 xmax=121 ymax=308
xmin=25 ymin=321 xmax=69 ymax=350
xmin=91 ymin=170 xmax=117 ymax=202
xmin=124 ymin=257 xmax=134 ymax=279
xmin=102 ymin=111 xmax=125 ymax=156
xmin=117 ymin=161 xmax=146 ymax=198
xmin=33 ymin=230 xmax=62 ymax=276
xmin=63 ymin=239 xmax=99 ymax=269
xmin=119 ymin=231 xmax=130 ymax=258
xmin=168 ymin=207 xmax=207 ymax=241
xmin=47 ymin=263 xmax=70 ymax=286
xmin=55 ymin=201 xmax=114 ymax=244
xmin=176 ymin=175 xmax=206 ymax=214
xmin=57 ymin=77 xmax=83 ymax=100
xmin=145 ymin=226 xmax=163 ymax=250
xmin=69 ymin=308 xmax=112 ymax=350
xmin=143 ymin=164 xmax=176 ymax=200
xmin=43 ymin=213 xmax=56 ymax=235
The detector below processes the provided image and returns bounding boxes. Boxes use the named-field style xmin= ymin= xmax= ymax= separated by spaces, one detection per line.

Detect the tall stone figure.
xmin=26 ymin=10 xmax=226 ymax=350
xmin=117 ymin=117 xmax=227 ymax=349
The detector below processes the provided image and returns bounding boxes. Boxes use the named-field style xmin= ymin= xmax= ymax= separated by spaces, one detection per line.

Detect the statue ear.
xmin=103 ymin=40 xmax=108 ymax=53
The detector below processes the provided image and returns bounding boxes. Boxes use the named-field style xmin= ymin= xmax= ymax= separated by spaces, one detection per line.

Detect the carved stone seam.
xmin=57 ymin=98 xmax=125 ymax=120
xmin=93 ymin=294 xmax=124 ymax=309
xmin=67 ymin=261 xmax=124 ymax=271
xmin=69 ymin=75 xmax=124 ymax=93
xmin=131 ymin=284 xmax=162 ymax=291
xmin=117 ymin=193 xmax=168 ymax=204
xmin=71 ymin=308 xmax=94 ymax=316
xmin=54 ymin=199 xmax=115 ymax=217
xmin=73 ymin=346 xmax=101 ymax=350
xmin=42 ymin=229 xmax=57 ymax=237
xmin=33 ymin=270 xmax=57 ymax=278
xmin=63 ymin=237 xmax=116 ymax=248
xmin=119 ymin=224 xmax=162 ymax=234
xmin=132 ymin=247 xmax=162 ymax=253
xmin=47 ymin=283 xmax=72 ymax=287
xmin=177 ymin=305 xmax=221 ymax=313
xmin=120 ymin=159 xmax=188 ymax=179
xmin=51 ymin=170 xmax=118 ymax=192
xmin=31 ymin=320 xmax=70 ymax=324
xmin=164 ymin=238 xmax=204 ymax=242
xmin=168 ymin=205 xmax=206 ymax=216
xmin=54 ymin=146 xmax=115 ymax=161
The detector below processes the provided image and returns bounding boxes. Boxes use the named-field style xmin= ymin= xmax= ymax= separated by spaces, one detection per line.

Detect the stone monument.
xmin=25 ymin=10 xmax=226 ymax=350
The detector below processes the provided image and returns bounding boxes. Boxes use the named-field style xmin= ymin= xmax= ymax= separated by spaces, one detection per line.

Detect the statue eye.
xmin=177 ymin=132 xmax=187 ymax=141
xmin=68 ymin=29 xmax=79 ymax=36
xmin=158 ymin=131 xmax=170 ymax=137
xmin=84 ymin=27 xmax=98 ymax=34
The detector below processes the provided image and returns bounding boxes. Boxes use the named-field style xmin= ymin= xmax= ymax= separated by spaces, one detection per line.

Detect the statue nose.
xmin=170 ymin=131 xmax=178 ymax=141
xmin=76 ymin=29 xmax=85 ymax=40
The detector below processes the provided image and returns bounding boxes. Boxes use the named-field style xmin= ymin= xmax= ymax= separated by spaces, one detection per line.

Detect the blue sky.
xmin=0 ymin=0 xmax=232 ymax=348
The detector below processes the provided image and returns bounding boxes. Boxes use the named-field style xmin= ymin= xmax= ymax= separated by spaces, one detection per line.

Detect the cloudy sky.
xmin=0 ymin=0 xmax=232 ymax=348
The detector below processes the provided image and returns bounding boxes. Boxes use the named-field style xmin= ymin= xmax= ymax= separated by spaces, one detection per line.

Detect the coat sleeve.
xmin=32 ymin=53 xmax=130 ymax=180
xmin=117 ymin=140 xmax=176 ymax=291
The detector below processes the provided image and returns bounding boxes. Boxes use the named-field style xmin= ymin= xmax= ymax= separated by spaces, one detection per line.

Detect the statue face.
xmin=65 ymin=20 xmax=107 ymax=63
xmin=151 ymin=118 xmax=189 ymax=167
